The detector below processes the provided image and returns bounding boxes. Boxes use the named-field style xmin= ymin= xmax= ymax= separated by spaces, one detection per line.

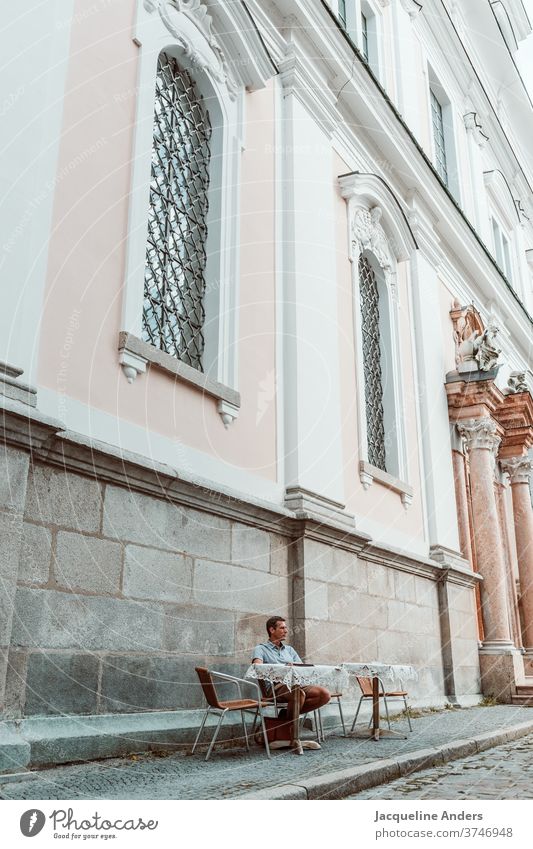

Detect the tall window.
xmin=492 ymin=218 xmax=513 ymax=282
xmin=361 ymin=11 xmax=369 ymax=61
xmin=430 ymin=88 xmax=448 ymax=187
xmin=338 ymin=0 xmax=347 ymax=28
xmin=359 ymin=255 xmax=386 ymax=471
xmin=142 ymin=52 xmax=212 ymax=371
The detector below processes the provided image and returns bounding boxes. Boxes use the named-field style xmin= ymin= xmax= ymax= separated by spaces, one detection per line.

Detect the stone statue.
xmin=507 ymin=371 xmax=529 ymax=393
xmin=474 ymin=323 xmax=501 ymax=371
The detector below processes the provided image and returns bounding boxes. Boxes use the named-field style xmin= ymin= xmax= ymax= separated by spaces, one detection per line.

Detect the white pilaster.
xmin=0 ymin=1 xmax=75 ymax=382
xmin=279 ymin=52 xmax=346 ymax=509
xmin=408 ymin=212 xmax=461 ymax=552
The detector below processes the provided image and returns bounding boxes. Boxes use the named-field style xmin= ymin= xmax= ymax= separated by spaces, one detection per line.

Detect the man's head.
xmin=266 ymin=616 xmax=287 ymax=643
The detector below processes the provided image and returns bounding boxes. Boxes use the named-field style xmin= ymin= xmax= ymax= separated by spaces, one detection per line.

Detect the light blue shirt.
xmin=252 ymin=641 xmax=302 ymax=665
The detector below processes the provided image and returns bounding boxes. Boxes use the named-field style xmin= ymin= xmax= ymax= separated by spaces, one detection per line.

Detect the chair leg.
xmin=383 ymin=696 xmax=391 ymax=730
xmin=205 ymin=710 xmax=226 ymax=761
xmin=240 ymin=710 xmax=250 ymax=751
xmin=191 ymin=707 xmax=210 ymax=754
xmin=336 ymin=696 xmax=347 ymax=737
xmin=258 ymin=711 xmax=271 ymax=759
xmin=404 ymin=696 xmax=413 ymax=731
xmin=313 ymin=710 xmax=321 ymax=742
xmin=319 ymin=708 xmax=325 ymax=741
xmin=350 ymin=696 xmax=364 ymax=732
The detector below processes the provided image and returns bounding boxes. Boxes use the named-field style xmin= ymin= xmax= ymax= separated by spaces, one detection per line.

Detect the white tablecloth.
xmin=341 ymin=661 xmax=418 ymax=687
xmin=245 ymin=663 xmax=349 ymax=692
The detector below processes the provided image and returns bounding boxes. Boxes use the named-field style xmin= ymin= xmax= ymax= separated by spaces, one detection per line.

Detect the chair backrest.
xmin=195 ymin=667 xmax=223 ymax=710
xmin=356 ymin=676 xmax=374 ymax=696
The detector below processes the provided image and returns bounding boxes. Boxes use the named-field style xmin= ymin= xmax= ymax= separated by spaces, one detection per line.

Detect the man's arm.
xmin=251 ymin=645 xmax=265 ymax=664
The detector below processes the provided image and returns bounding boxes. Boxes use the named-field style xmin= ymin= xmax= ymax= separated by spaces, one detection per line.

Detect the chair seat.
xmin=330 ymin=692 xmax=342 ymax=698
xmin=382 ymin=691 xmax=408 ymax=697
xmin=218 ymin=698 xmax=259 ymax=710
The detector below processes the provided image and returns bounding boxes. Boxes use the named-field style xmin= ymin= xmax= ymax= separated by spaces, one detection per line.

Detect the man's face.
xmin=269 ymin=620 xmax=288 ymax=642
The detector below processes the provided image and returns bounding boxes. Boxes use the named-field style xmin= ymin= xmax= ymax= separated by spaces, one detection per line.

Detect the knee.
xmin=315 ymin=687 xmax=331 ymax=708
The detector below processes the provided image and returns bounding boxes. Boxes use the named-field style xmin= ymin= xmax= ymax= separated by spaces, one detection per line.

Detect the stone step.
xmin=516 ymin=685 xmax=533 ymax=695
xmin=511 ymin=695 xmax=533 ymax=706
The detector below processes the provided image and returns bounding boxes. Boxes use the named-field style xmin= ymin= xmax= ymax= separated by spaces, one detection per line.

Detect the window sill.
xmin=359 ymin=460 xmax=413 ymax=509
xmin=118 ymin=332 xmax=241 ymax=427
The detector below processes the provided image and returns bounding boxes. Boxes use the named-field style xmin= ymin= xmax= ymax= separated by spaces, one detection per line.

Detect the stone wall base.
xmin=479 ymin=650 xmax=524 ymax=702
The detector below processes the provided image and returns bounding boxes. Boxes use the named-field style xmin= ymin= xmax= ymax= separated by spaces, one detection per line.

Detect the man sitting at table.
xmin=252 ymin=616 xmax=331 ymax=730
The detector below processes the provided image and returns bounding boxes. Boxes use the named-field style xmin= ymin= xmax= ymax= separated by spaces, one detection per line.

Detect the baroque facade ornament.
xmin=399 ymin=0 xmax=423 ymax=19
xmin=506 ymin=371 xmax=529 ymax=394
xmin=463 ymin=112 xmax=488 ymax=148
xmin=500 ymin=456 xmax=533 ymax=485
xmin=450 ymin=302 xmax=502 ymax=373
xmin=351 ymin=205 xmax=392 ymax=270
xmin=457 ymin=417 xmax=501 ymax=453
xmin=144 ymin=0 xmax=238 ymax=100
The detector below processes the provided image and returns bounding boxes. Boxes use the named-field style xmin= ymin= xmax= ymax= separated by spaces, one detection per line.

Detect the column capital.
xmin=457 ymin=417 xmax=501 ymax=452
xmin=500 ymin=456 xmax=533 ymax=485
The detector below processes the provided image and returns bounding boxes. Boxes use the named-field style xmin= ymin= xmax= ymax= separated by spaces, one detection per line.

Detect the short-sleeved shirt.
xmin=252 ymin=641 xmax=302 ymax=665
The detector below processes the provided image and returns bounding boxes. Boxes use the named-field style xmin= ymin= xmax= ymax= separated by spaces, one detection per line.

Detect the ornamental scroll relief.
xmin=144 ymin=0 xmax=238 ymax=100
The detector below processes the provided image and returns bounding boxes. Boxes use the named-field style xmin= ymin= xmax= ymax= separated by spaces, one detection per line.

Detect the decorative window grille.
xmin=430 ymin=89 xmax=448 ymax=187
xmin=338 ymin=0 xmax=347 ymax=28
xmin=142 ymin=52 xmax=212 ymax=370
xmin=359 ymin=255 xmax=386 ymax=471
xmin=361 ymin=12 xmax=369 ymax=61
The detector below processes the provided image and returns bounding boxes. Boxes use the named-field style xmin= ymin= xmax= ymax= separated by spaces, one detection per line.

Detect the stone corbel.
xmin=119 ymin=349 xmax=148 ymax=384
xmin=217 ymin=399 xmax=239 ymax=429
xmin=463 ymin=112 xmax=489 ymax=148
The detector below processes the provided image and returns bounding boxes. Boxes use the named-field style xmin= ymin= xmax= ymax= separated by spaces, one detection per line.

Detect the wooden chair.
xmin=350 ymin=676 xmax=413 ymax=733
xmin=192 ymin=667 xmax=271 ymax=760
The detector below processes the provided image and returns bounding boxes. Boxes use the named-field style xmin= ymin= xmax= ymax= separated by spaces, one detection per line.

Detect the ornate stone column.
xmin=457 ymin=418 xmax=514 ymax=650
xmin=501 ymin=457 xmax=533 ymax=654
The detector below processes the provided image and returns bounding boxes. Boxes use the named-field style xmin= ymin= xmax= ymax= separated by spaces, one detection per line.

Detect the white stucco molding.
xmin=121 ymin=1 xmax=275 ymax=409
xmin=399 ymin=0 xmax=423 ymax=20
xmin=463 ymin=112 xmax=489 ymax=148
xmin=483 ymin=169 xmax=522 ymax=228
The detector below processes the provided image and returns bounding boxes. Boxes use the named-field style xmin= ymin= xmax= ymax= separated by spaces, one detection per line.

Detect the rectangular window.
xmin=492 ymin=217 xmax=513 ymax=281
xmin=361 ymin=12 xmax=369 ymax=61
xmin=338 ymin=0 xmax=347 ymax=28
xmin=430 ymin=88 xmax=448 ymax=187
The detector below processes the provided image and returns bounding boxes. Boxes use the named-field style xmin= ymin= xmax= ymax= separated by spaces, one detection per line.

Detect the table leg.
xmin=289 ymin=685 xmax=303 ymax=755
xmin=372 ymin=676 xmax=380 ymax=741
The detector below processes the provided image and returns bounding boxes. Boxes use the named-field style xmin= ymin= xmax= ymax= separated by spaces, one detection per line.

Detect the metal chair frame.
xmin=350 ymin=676 xmax=413 ymax=733
xmin=316 ymin=693 xmax=347 ymax=740
xmin=192 ymin=670 xmax=272 ymax=761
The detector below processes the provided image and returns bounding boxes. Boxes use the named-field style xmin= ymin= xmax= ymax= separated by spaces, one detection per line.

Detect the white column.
xmin=279 ymin=55 xmax=347 ymax=519
xmin=390 ymin=0 xmax=423 ymax=137
xmin=463 ymin=113 xmax=491 ymax=244
xmin=0 ymin=0 xmax=75 ymax=383
xmin=408 ymin=227 xmax=462 ymax=552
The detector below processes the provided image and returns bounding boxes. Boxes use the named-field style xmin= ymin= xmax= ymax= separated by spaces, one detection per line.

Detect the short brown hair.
xmin=266 ymin=616 xmax=285 ymax=636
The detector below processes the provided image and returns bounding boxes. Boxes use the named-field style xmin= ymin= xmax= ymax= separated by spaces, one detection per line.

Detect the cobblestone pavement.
xmin=1 ymin=706 xmax=532 ymax=801
xmin=351 ymin=733 xmax=533 ymax=800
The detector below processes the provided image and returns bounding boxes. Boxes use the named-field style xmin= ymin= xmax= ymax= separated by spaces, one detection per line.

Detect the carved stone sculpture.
xmin=506 ymin=371 xmax=529 ymax=394
xmin=474 ymin=323 xmax=501 ymax=371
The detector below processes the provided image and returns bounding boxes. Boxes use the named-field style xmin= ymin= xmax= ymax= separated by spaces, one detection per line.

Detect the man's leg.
xmin=300 ymin=686 xmax=330 ymax=713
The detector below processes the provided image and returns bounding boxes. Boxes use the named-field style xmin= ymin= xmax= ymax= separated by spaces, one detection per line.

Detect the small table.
xmin=245 ymin=663 xmax=348 ymax=755
xmin=341 ymin=662 xmax=418 ymax=741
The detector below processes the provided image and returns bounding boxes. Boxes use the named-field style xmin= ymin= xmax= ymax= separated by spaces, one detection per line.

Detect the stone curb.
xmin=239 ymin=719 xmax=533 ymax=800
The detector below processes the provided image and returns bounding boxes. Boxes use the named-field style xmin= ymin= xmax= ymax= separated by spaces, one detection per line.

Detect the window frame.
xmin=119 ymin=1 xmax=249 ymax=425
xmin=339 ymin=173 xmax=417 ymax=506
xmin=335 ymin=0 xmax=383 ymax=78
xmin=426 ymin=67 xmax=461 ymax=202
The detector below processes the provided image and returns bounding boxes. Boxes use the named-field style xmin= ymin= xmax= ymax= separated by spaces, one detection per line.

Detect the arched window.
xmin=142 ymin=52 xmax=212 ymax=371
xmin=359 ymin=254 xmax=386 ymax=471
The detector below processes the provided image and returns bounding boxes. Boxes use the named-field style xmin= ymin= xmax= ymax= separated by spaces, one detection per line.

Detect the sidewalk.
xmin=1 ymin=705 xmax=533 ymax=801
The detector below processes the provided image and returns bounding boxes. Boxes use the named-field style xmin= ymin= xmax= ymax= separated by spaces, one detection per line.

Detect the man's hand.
xmin=252 ymin=658 xmax=263 ymax=664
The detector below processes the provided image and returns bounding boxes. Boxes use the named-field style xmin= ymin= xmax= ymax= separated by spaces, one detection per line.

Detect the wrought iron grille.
xmin=359 ymin=255 xmax=387 ymax=472
xmin=430 ymin=89 xmax=448 ymax=186
xmin=142 ymin=52 xmax=212 ymax=370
